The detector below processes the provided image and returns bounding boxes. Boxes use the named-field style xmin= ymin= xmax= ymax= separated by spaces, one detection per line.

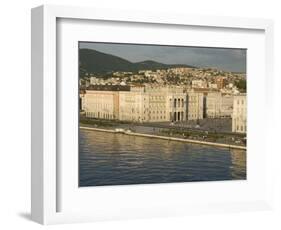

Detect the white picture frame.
xmin=31 ymin=4 xmax=274 ymax=225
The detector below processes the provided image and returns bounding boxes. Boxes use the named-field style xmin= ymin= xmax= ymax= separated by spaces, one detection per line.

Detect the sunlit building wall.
xmin=83 ymin=90 xmax=119 ymax=120
xmin=220 ymin=94 xmax=233 ymax=117
xmin=186 ymin=92 xmax=204 ymax=120
xmin=119 ymin=91 xmax=145 ymax=122
xmin=232 ymin=94 xmax=247 ymax=133
xmin=206 ymin=92 xmax=222 ymax=118
xmin=83 ymin=87 xmax=187 ymax=123
xmin=206 ymin=92 xmax=233 ymax=118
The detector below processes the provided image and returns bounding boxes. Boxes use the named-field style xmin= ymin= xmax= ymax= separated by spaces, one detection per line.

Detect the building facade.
xmin=206 ymin=92 xmax=221 ymax=118
xmin=82 ymin=90 xmax=119 ymax=120
xmin=220 ymin=94 xmax=233 ymax=117
xmin=118 ymin=86 xmax=187 ymax=122
xmin=167 ymin=93 xmax=186 ymax=122
xmin=192 ymin=80 xmax=207 ymax=88
xmin=206 ymin=92 xmax=233 ymax=118
xmin=82 ymin=86 xmax=187 ymax=122
xmin=82 ymin=86 xmax=237 ymax=123
xmin=216 ymin=77 xmax=227 ymax=89
xmin=118 ymin=91 xmax=145 ymax=122
xmin=186 ymin=92 xmax=204 ymax=120
xmin=232 ymin=94 xmax=247 ymax=133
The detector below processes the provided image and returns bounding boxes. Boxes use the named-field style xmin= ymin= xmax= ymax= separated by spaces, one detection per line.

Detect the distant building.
xmin=83 ymin=90 xmax=120 ymax=120
xmin=146 ymin=86 xmax=186 ymax=122
xmin=83 ymin=86 xmax=187 ymax=123
xmin=208 ymin=83 xmax=218 ymax=89
xmin=228 ymin=83 xmax=234 ymax=88
xmin=192 ymin=80 xmax=207 ymax=88
xmin=167 ymin=92 xmax=187 ymax=122
xmin=82 ymin=85 xmax=236 ymax=123
xmin=119 ymin=91 xmax=145 ymax=122
xmin=220 ymin=94 xmax=233 ymax=117
xmin=206 ymin=92 xmax=233 ymax=118
xmin=206 ymin=92 xmax=222 ymax=118
xmin=232 ymin=94 xmax=247 ymax=133
xmin=186 ymin=92 xmax=204 ymax=120
xmin=216 ymin=77 xmax=227 ymax=89
xmin=90 ymin=76 xmax=98 ymax=85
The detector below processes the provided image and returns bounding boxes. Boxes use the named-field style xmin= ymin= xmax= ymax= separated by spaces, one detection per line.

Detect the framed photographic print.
xmin=31 ymin=5 xmax=274 ymax=224
xmin=78 ymin=42 xmax=247 ymax=187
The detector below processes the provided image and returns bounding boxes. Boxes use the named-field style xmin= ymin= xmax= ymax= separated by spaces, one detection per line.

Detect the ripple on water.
xmin=79 ymin=129 xmax=246 ymax=186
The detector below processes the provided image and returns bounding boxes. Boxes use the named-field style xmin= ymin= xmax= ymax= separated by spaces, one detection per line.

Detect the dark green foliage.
xmin=235 ymin=79 xmax=247 ymax=91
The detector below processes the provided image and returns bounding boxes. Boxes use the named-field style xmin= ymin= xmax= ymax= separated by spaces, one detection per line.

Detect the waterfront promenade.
xmin=80 ymin=125 xmax=246 ymax=150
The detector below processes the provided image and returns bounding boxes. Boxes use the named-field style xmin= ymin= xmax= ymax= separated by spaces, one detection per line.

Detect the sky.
xmin=79 ymin=42 xmax=246 ymax=73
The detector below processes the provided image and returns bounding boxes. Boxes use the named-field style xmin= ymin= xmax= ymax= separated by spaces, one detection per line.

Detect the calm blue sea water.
xmin=79 ymin=129 xmax=246 ymax=187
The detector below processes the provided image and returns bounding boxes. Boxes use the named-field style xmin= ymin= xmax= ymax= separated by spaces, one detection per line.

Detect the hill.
xmin=79 ymin=49 xmax=195 ymax=76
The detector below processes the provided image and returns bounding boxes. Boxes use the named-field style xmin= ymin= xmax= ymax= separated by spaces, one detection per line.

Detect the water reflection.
xmin=230 ymin=149 xmax=247 ymax=179
xmin=79 ymin=129 xmax=246 ymax=186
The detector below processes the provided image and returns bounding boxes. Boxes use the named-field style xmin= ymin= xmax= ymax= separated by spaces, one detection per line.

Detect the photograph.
xmin=78 ymin=42 xmax=247 ymax=187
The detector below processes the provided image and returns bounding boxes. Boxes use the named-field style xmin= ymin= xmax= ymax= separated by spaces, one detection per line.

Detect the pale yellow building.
xmin=206 ymin=92 xmax=221 ymax=118
xmin=167 ymin=93 xmax=186 ymax=122
xmin=118 ymin=86 xmax=187 ymax=122
xmin=118 ymin=91 xmax=145 ymax=122
xmin=186 ymin=92 xmax=204 ymax=120
xmin=82 ymin=86 xmax=187 ymax=123
xmin=220 ymin=94 xmax=233 ymax=118
xmin=232 ymin=94 xmax=247 ymax=133
xmin=206 ymin=92 xmax=233 ymax=118
xmin=192 ymin=80 xmax=207 ymax=88
xmin=83 ymin=90 xmax=119 ymax=120
xmin=146 ymin=86 xmax=186 ymax=122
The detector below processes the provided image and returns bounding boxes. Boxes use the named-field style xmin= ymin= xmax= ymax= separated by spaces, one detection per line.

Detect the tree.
xmin=235 ymin=79 xmax=246 ymax=92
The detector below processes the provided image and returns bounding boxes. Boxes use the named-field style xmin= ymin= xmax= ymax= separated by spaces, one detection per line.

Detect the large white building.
xmin=220 ymin=94 xmax=234 ymax=117
xmin=118 ymin=91 xmax=145 ymax=122
xmin=167 ymin=92 xmax=186 ymax=122
xmin=186 ymin=92 xmax=204 ymax=120
xmin=206 ymin=92 xmax=221 ymax=118
xmin=82 ymin=90 xmax=119 ymax=120
xmin=82 ymin=86 xmax=237 ymax=123
xmin=82 ymin=86 xmax=187 ymax=122
xmin=232 ymin=94 xmax=247 ymax=133
xmin=206 ymin=92 xmax=233 ymax=118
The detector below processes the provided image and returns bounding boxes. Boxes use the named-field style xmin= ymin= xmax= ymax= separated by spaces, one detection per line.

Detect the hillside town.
xmin=79 ymin=67 xmax=247 ymax=139
xmin=80 ymin=67 xmax=246 ymax=91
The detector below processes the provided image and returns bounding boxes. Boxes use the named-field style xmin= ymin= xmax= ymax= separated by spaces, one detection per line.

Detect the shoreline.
xmin=80 ymin=126 xmax=246 ymax=150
